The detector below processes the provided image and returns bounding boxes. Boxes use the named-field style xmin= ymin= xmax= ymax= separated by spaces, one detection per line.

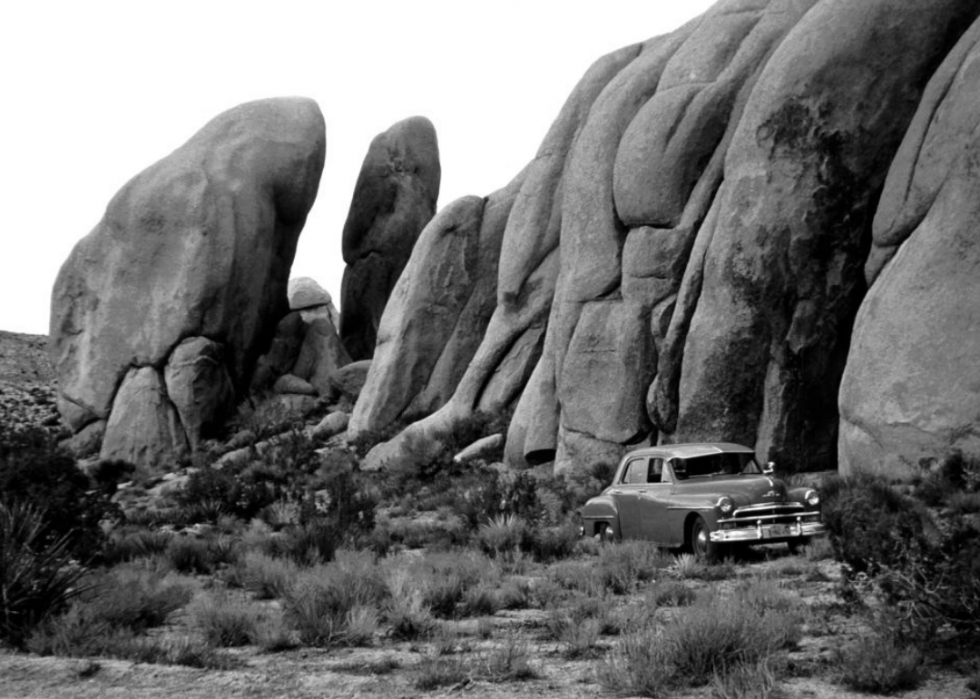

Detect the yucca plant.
xmin=0 ymin=502 xmax=89 ymax=647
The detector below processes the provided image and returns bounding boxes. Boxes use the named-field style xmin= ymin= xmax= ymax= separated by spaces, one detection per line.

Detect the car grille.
xmin=718 ymin=502 xmax=820 ymax=528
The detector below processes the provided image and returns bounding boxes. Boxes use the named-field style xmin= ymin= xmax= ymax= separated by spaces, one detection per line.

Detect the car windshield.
xmin=677 ymin=452 xmax=760 ymax=478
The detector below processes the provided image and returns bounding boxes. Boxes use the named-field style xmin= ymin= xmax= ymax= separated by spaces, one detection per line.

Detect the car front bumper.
xmin=710 ymin=520 xmax=826 ymax=543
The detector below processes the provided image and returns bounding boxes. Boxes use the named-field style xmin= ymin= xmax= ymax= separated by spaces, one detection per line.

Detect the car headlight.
xmin=804 ymin=489 xmax=820 ymax=507
xmin=716 ymin=496 xmax=734 ymax=515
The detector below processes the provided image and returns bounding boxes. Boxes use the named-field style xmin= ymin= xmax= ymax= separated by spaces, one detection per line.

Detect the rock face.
xmin=50 ymin=98 xmax=326 ymax=471
xmin=349 ymin=0 xmax=980 ymax=480
xmin=839 ymin=16 xmax=980 ymax=476
xmin=339 ymin=117 xmax=441 ymax=361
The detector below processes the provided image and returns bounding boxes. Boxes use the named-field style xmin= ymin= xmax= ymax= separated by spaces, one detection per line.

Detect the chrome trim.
xmin=732 ymin=502 xmax=804 ymax=515
xmin=711 ymin=521 xmax=826 ymax=543
xmin=717 ymin=510 xmax=820 ymax=525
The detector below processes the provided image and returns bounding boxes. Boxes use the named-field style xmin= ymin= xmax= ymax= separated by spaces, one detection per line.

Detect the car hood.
xmin=674 ymin=475 xmax=789 ymax=505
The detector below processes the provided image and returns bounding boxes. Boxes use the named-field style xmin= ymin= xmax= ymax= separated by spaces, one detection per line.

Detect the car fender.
xmin=580 ymin=494 xmax=620 ymax=537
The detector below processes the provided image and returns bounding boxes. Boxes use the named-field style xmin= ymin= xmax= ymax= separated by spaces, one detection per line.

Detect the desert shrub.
xmin=414 ymin=655 xmax=469 ymax=690
xmin=191 ymin=590 xmax=262 ymax=647
xmin=478 ymin=633 xmax=540 ymax=682
xmin=282 ymin=552 xmax=387 ymax=647
xmin=178 ymin=466 xmax=276 ymax=522
xmin=232 ymin=550 xmax=298 ymax=600
xmin=277 ymin=520 xmax=340 ymax=565
xmin=711 ymin=659 xmax=779 ymax=699
xmin=834 ymin=630 xmax=927 ymax=694
xmin=0 ymin=502 xmax=89 ymax=647
xmin=548 ymin=559 xmax=604 ymax=597
xmin=476 ymin=513 xmax=528 ymax=556
xmin=165 ymin=535 xmax=237 ymax=574
xmin=598 ymin=583 xmax=802 ymax=694
xmin=403 ymin=551 xmax=491 ymax=618
xmin=101 ymin=528 xmax=175 ymax=566
xmin=27 ymin=566 xmax=192 ymax=656
xmin=251 ymin=613 xmax=298 ymax=652
xmin=524 ymin=520 xmax=580 ymax=561
xmin=598 ymin=540 xmax=670 ymax=594
xmin=28 ymin=615 xmax=231 ymax=669
xmin=826 ymin=472 xmax=980 ymax=643
xmin=228 ymin=396 xmax=306 ymax=442
xmin=0 ymin=425 xmax=118 ymax=560
xmin=384 ymin=567 xmax=436 ymax=640
xmin=546 ymin=597 xmax=615 ymax=658
xmin=386 ymin=593 xmax=435 ymax=641
xmin=820 ymin=473 xmax=930 ymax=575
xmin=81 ymin=567 xmax=193 ymax=632
xmin=648 ymin=579 xmax=697 ymax=607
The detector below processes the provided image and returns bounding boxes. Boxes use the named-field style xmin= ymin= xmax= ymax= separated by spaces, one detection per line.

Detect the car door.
xmin=609 ymin=456 xmax=648 ymax=539
xmin=636 ymin=457 xmax=675 ymax=544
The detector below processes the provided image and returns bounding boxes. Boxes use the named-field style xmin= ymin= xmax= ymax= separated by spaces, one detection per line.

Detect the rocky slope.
xmin=0 ymin=331 xmax=59 ymax=435
xmin=350 ymin=0 xmax=980 ymax=479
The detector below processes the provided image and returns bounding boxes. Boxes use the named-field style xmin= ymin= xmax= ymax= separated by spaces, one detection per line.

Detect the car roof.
xmin=625 ymin=443 xmax=755 ymax=459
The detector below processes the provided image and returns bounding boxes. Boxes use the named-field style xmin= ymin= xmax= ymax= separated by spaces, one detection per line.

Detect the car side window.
xmin=648 ymin=458 xmax=664 ymax=483
xmin=623 ymin=458 xmax=647 ymax=484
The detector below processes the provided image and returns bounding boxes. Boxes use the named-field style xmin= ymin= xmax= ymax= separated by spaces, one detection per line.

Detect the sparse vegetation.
xmin=5 ymin=398 xmax=979 ymax=699
xmin=834 ymin=630 xmax=927 ymax=694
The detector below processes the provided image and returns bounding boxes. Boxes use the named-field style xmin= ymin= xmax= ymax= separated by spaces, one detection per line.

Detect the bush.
xmin=191 ymin=591 xmax=262 ymax=647
xmin=835 ymin=631 xmax=927 ymax=694
xmin=598 ymin=541 xmax=670 ymax=594
xmin=232 ymin=550 xmax=298 ymax=599
xmin=165 ymin=535 xmax=237 ymax=574
xmin=0 ymin=502 xmax=88 ymax=647
xmin=476 ymin=514 xmax=527 ymax=556
xmin=597 ymin=583 xmax=802 ymax=694
xmin=825 ymin=471 xmax=980 ymax=643
xmin=414 ymin=655 xmax=469 ymax=690
xmin=478 ymin=633 xmax=540 ymax=682
xmin=27 ymin=566 xmax=192 ymax=656
xmin=820 ymin=473 xmax=930 ymax=575
xmin=282 ymin=553 xmax=387 ymax=647
xmin=81 ymin=567 xmax=193 ymax=633
xmin=101 ymin=528 xmax=175 ymax=566
xmin=0 ymin=425 xmax=118 ymax=560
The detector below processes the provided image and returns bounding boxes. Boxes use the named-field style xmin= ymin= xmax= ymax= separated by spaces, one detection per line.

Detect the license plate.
xmin=767 ymin=524 xmax=790 ymax=538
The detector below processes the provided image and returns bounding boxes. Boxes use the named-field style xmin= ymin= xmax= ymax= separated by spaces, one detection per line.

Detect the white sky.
xmin=0 ymin=0 xmax=715 ymax=335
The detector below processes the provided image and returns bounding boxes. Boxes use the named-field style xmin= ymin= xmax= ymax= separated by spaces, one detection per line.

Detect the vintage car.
xmin=579 ymin=443 xmax=825 ymax=558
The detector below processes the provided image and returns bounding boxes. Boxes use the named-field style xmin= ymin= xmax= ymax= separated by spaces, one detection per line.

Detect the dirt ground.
xmin=1 ymin=554 xmax=975 ymax=699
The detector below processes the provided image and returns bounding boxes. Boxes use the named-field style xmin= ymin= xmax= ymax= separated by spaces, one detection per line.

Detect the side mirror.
xmin=764 ymin=461 xmax=775 ymax=475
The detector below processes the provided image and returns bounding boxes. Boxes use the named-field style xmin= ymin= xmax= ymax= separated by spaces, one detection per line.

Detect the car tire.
xmin=594 ymin=523 xmax=616 ymax=544
xmin=690 ymin=515 xmax=722 ymax=561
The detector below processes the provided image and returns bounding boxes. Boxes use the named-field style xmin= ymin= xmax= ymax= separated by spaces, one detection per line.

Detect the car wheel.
xmin=690 ymin=515 xmax=722 ymax=561
xmin=594 ymin=523 xmax=616 ymax=543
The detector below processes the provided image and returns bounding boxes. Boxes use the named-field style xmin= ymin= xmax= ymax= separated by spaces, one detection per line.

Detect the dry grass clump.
xmin=190 ymin=590 xmax=265 ymax=647
xmin=834 ymin=631 xmax=927 ymax=694
xmin=24 ymin=565 xmax=227 ymax=667
xmin=282 ymin=551 xmax=387 ymax=647
xmin=545 ymin=596 xmax=616 ymax=658
xmin=597 ymin=579 xmax=803 ymax=695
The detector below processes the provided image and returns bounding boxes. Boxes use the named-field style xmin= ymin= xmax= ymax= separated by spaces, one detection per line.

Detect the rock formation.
xmin=839 ymin=16 xmax=980 ymax=477
xmin=350 ymin=0 xmax=980 ymax=479
xmin=339 ymin=117 xmax=441 ymax=361
xmin=50 ymin=98 xmax=326 ymax=471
